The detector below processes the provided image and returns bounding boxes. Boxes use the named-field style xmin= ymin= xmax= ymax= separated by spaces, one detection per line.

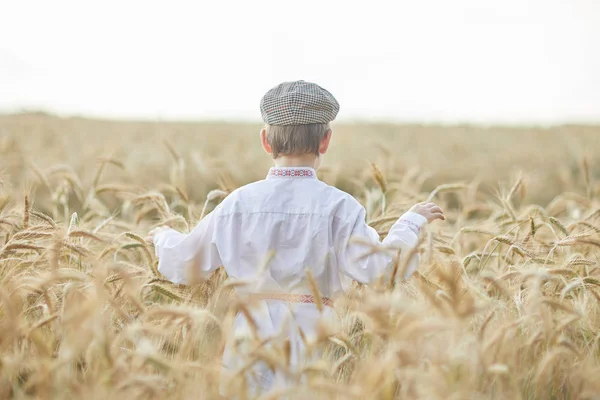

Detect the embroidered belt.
xmin=249 ymin=293 xmax=334 ymax=308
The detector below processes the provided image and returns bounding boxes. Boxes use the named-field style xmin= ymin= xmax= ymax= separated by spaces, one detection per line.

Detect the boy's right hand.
xmin=409 ymin=202 xmax=445 ymax=223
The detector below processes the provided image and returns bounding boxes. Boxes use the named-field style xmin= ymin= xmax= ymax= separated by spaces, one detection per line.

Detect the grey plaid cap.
xmin=260 ymin=80 xmax=340 ymax=125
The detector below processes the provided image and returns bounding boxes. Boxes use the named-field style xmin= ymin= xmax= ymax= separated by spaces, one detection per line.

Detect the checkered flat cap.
xmin=260 ymin=80 xmax=340 ymax=125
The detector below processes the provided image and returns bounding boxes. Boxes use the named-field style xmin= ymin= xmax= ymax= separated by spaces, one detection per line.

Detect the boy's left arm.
xmin=151 ymin=210 xmax=222 ymax=284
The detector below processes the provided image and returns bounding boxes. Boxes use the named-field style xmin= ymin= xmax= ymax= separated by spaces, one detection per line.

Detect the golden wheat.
xmin=0 ymin=114 xmax=600 ymax=399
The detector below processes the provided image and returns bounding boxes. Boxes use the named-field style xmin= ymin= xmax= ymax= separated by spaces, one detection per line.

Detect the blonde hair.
xmin=265 ymin=123 xmax=330 ymax=159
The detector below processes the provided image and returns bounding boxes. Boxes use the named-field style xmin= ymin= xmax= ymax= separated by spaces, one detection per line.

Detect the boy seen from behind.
xmin=147 ymin=80 xmax=445 ymax=395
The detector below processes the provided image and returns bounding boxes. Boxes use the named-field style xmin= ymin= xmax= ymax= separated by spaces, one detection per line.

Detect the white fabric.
xmin=153 ymin=166 xmax=427 ymax=394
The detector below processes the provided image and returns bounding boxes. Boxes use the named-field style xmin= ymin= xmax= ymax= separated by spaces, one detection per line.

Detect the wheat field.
xmin=1 ymin=113 xmax=600 ymax=399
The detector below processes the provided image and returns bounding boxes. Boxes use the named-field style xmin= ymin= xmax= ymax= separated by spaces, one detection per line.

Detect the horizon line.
xmin=1 ymin=109 xmax=599 ymax=129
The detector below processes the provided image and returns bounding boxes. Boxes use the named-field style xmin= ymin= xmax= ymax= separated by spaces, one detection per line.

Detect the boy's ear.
xmin=319 ymin=129 xmax=332 ymax=154
xmin=260 ymin=128 xmax=273 ymax=155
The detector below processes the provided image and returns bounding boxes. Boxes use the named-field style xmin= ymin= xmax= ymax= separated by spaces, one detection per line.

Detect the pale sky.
xmin=1 ymin=0 xmax=599 ymax=124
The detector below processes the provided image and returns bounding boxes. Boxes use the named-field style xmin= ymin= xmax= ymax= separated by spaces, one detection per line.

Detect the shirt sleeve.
xmin=337 ymin=208 xmax=427 ymax=285
xmin=153 ymin=209 xmax=222 ymax=284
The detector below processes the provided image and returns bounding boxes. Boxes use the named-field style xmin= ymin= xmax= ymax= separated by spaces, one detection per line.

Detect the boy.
xmin=148 ymin=80 xmax=444 ymax=395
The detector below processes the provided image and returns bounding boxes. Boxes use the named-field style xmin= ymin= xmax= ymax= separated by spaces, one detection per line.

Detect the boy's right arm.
xmin=337 ymin=202 xmax=443 ymax=285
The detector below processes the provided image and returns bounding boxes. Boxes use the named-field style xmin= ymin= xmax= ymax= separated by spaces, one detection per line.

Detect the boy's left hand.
xmin=146 ymin=226 xmax=170 ymax=244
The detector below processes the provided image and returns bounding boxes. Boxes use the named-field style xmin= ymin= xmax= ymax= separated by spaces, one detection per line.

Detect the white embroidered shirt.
xmin=153 ymin=166 xmax=427 ymax=296
xmin=153 ymin=166 xmax=428 ymax=392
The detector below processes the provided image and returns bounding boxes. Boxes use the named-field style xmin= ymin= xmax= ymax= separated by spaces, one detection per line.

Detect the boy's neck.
xmin=273 ymin=155 xmax=319 ymax=169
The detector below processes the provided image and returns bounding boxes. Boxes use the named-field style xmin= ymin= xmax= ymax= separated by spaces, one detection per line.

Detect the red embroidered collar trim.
xmin=267 ymin=167 xmax=317 ymax=179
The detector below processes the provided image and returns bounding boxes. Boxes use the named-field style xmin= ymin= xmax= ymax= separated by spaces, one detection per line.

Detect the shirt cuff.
xmin=398 ymin=211 xmax=428 ymax=234
xmin=153 ymin=228 xmax=177 ymax=255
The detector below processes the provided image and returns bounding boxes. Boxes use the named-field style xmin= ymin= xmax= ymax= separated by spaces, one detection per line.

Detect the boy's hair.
xmin=265 ymin=123 xmax=330 ymax=159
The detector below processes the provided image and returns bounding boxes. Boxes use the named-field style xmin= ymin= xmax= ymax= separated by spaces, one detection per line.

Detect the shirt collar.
xmin=266 ymin=166 xmax=317 ymax=179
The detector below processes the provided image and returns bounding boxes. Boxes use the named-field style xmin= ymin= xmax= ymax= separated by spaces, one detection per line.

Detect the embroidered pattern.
xmin=399 ymin=219 xmax=421 ymax=235
xmin=268 ymin=168 xmax=316 ymax=178
xmin=250 ymin=292 xmax=333 ymax=307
